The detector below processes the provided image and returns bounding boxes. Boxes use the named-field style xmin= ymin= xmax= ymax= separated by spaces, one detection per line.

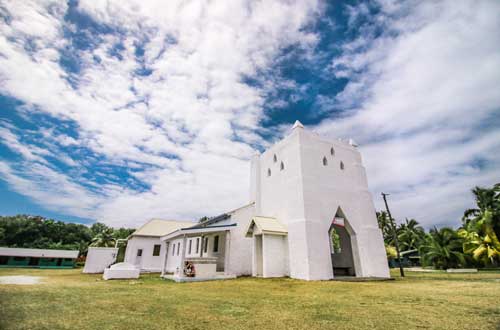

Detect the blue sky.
xmin=0 ymin=0 xmax=499 ymax=228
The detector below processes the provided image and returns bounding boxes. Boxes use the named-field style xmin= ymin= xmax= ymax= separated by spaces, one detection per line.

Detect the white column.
xmin=179 ymin=235 xmax=187 ymax=278
xmin=223 ymin=230 xmax=231 ymax=275
xmin=160 ymin=241 xmax=169 ymax=277
xmin=200 ymin=235 xmax=204 ymax=257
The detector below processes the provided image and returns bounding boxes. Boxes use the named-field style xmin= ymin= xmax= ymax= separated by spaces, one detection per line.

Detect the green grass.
xmin=1 ymin=268 xmax=499 ymax=330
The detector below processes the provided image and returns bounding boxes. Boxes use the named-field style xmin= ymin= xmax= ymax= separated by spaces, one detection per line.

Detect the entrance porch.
xmin=160 ymin=224 xmax=236 ymax=281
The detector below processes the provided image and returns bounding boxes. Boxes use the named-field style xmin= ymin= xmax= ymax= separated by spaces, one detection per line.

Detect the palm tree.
xmin=376 ymin=211 xmax=393 ymax=244
xmin=90 ymin=228 xmax=116 ymax=247
xmin=463 ymin=183 xmax=500 ymax=237
xmin=459 ymin=210 xmax=500 ymax=266
xmin=419 ymin=227 xmax=465 ymax=269
xmin=398 ymin=218 xmax=425 ymax=251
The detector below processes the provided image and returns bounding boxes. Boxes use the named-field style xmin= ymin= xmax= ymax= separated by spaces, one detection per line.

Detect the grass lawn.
xmin=0 ymin=268 xmax=499 ymax=330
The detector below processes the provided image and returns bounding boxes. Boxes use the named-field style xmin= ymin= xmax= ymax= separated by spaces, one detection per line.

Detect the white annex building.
xmin=123 ymin=121 xmax=389 ymax=281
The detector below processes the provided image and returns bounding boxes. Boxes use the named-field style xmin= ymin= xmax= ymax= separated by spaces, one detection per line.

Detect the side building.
xmin=124 ymin=219 xmax=194 ymax=272
xmin=0 ymin=247 xmax=78 ymax=268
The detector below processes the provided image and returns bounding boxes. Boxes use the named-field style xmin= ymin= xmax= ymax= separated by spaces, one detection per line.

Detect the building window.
xmin=340 ymin=161 xmax=344 ymax=170
xmin=177 ymin=242 xmax=180 ymax=256
xmin=280 ymin=161 xmax=284 ymax=171
xmin=273 ymin=154 xmax=277 ymax=163
xmin=323 ymin=157 xmax=328 ymax=166
xmin=213 ymin=235 xmax=219 ymax=253
xmin=267 ymin=168 xmax=271 ymax=177
xmin=188 ymin=240 xmax=192 ymax=254
xmin=196 ymin=238 xmax=200 ymax=253
xmin=172 ymin=244 xmax=175 ymax=256
xmin=204 ymin=237 xmax=208 ymax=253
xmin=153 ymin=245 xmax=161 ymax=256
xmin=137 ymin=249 xmax=143 ymax=257
xmin=331 ymin=147 xmax=335 ymax=156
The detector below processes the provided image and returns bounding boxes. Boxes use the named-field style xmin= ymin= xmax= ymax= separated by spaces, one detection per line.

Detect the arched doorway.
xmin=329 ymin=208 xmax=356 ymax=276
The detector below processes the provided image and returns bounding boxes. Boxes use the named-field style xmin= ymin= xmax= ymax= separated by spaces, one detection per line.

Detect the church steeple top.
xmin=292 ymin=120 xmax=304 ymax=130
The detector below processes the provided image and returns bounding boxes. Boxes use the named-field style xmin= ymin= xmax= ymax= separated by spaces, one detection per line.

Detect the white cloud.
xmin=0 ymin=0 xmax=320 ymax=226
xmin=316 ymin=0 xmax=500 ymax=228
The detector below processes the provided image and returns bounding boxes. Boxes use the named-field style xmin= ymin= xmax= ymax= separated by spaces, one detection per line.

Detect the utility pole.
xmin=381 ymin=193 xmax=405 ymax=277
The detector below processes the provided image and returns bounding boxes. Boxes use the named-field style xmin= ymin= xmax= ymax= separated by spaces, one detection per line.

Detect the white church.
xmin=121 ymin=121 xmax=389 ymax=281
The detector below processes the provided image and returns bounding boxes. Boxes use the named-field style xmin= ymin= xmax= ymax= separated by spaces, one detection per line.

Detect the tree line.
xmin=377 ymin=183 xmax=500 ymax=269
xmin=0 ymin=215 xmax=134 ymax=255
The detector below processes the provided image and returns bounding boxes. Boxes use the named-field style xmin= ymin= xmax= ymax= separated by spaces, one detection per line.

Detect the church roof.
xmin=245 ymin=216 xmax=288 ymax=237
xmin=130 ymin=219 xmax=195 ymax=237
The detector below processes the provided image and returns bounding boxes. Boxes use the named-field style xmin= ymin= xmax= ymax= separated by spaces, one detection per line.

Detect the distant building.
xmin=123 ymin=121 xmax=389 ymax=281
xmin=0 ymin=247 xmax=78 ymax=268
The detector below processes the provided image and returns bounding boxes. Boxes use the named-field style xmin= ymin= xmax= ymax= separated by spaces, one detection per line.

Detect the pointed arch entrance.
xmin=329 ymin=207 xmax=356 ymax=276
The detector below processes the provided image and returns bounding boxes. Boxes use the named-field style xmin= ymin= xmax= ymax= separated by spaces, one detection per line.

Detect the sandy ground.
xmin=0 ymin=275 xmax=43 ymax=285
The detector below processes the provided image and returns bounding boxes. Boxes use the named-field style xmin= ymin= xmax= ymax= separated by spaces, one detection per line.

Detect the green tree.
xmin=462 ymin=183 xmax=500 ymax=238
xmin=419 ymin=227 xmax=466 ymax=269
xmin=459 ymin=210 xmax=500 ymax=266
xmin=90 ymin=228 xmax=116 ymax=247
xmin=376 ymin=211 xmax=393 ymax=244
xmin=398 ymin=218 xmax=425 ymax=251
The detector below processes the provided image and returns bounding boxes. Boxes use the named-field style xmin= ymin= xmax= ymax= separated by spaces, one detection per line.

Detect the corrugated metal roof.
xmin=0 ymin=247 xmax=79 ymax=258
xmin=131 ymin=219 xmax=195 ymax=237
xmin=245 ymin=216 xmax=288 ymax=237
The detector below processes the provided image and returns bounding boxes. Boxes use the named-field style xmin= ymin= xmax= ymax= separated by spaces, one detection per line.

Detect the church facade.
xmin=124 ymin=121 xmax=389 ymax=281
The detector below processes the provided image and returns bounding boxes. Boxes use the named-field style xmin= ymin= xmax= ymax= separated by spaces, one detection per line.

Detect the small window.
xmin=323 ymin=157 xmax=328 ymax=166
xmin=213 ymin=235 xmax=219 ymax=253
xmin=204 ymin=237 xmax=208 ymax=253
xmin=330 ymin=147 xmax=335 ymax=156
xmin=267 ymin=168 xmax=271 ymax=177
xmin=280 ymin=161 xmax=284 ymax=171
xmin=196 ymin=238 xmax=200 ymax=253
xmin=188 ymin=240 xmax=192 ymax=254
xmin=137 ymin=249 xmax=143 ymax=257
xmin=153 ymin=244 xmax=161 ymax=256
xmin=340 ymin=161 xmax=344 ymax=170
xmin=172 ymin=244 xmax=175 ymax=256
xmin=273 ymin=154 xmax=277 ymax=163
xmin=177 ymin=242 xmax=180 ymax=256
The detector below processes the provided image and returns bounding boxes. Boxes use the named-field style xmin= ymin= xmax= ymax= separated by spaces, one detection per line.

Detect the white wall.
xmin=164 ymin=237 xmax=184 ymax=274
xmin=224 ymin=204 xmax=254 ymax=276
xmin=124 ymin=236 xmax=165 ymax=272
xmin=83 ymin=247 xmax=118 ymax=274
xmin=262 ymin=234 xmax=288 ymax=278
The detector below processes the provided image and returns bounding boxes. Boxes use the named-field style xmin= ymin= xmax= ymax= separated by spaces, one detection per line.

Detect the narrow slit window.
xmin=188 ymin=240 xmax=192 ymax=254
xmin=137 ymin=249 xmax=143 ymax=257
xmin=323 ymin=157 xmax=328 ymax=166
xmin=330 ymin=147 xmax=335 ymax=156
xmin=172 ymin=244 xmax=175 ymax=256
xmin=273 ymin=154 xmax=277 ymax=163
xmin=196 ymin=238 xmax=200 ymax=253
xmin=340 ymin=161 xmax=344 ymax=170
xmin=177 ymin=242 xmax=180 ymax=256
xmin=213 ymin=235 xmax=219 ymax=253
xmin=267 ymin=168 xmax=271 ymax=177
xmin=204 ymin=237 xmax=209 ymax=253
xmin=280 ymin=161 xmax=284 ymax=171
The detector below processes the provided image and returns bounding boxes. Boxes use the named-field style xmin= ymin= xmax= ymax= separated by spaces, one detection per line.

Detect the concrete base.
xmin=332 ymin=276 xmax=395 ymax=282
xmin=162 ymin=273 xmax=236 ymax=282
xmin=446 ymin=268 xmax=478 ymax=273
xmin=103 ymin=262 xmax=140 ymax=280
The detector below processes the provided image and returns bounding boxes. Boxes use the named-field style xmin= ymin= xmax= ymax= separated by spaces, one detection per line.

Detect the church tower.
xmin=249 ymin=121 xmax=389 ymax=280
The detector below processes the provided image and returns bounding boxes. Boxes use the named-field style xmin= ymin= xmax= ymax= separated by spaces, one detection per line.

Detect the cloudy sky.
xmin=0 ymin=0 xmax=499 ymax=228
